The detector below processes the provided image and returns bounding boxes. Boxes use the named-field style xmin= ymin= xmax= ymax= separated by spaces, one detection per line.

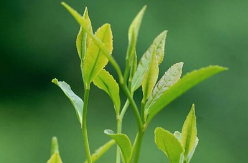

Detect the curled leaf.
xmin=52 ymin=78 xmax=83 ymax=125
xmin=93 ymin=69 xmax=121 ymax=113
xmin=104 ymin=129 xmax=132 ymax=163
xmin=126 ymin=6 xmax=146 ymax=62
xmin=47 ymin=137 xmax=63 ymax=163
xmin=76 ymin=7 xmax=93 ymax=60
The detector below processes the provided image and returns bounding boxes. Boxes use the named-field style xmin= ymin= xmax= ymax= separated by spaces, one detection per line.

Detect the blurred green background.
xmin=0 ymin=0 xmax=247 ymax=162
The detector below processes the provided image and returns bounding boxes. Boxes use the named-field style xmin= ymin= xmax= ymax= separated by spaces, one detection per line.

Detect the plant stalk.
xmin=132 ymin=130 xmax=144 ymax=163
xmin=116 ymin=99 xmax=131 ymax=163
xmin=82 ymin=85 xmax=92 ymax=163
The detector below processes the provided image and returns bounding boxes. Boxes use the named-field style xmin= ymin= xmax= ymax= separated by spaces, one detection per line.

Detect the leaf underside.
xmin=93 ymin=69 xmax=121 ymax=113
xmin=52 ymin=78 xmax=83 ymax=125
xmin=104 ymin=129 xmax=132 ymax=163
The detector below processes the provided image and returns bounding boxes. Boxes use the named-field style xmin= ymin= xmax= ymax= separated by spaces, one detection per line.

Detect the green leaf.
xmin=129 ymin=51 xmax=137 ymax=82
xmin=145 ymin=62 xmax=183 ymax=119
xmin=142 ymin=46 xmax=159 ymax=100
xmin=126 ymin=6 xmax=146 ymax=62
xmin=146 ymin=65 xmax=227 ymax=124
xmin=104 ymin=129 xmax=132 ymax=163
xmin=131 ymin=31 xmax=167 ymax=92
xmin=155 ymin=127 xmax=184 ymax=163
xmin=181 ymin=104 xmax=198 ymax=162
xmin=174 ymin=131 xmax=182 ymax=142
xmin=187 ymin=137 xmax=198 ymax=163
xmin=52 ymin=78 xmax=83 ymax=125
xmin=47 ymin=137 xmax=63 ymax=163
xmin=51 ymin=137 xmax=59 ymax=155
xmin=47 ymin=153 xmax=63 ymax=163
xmin=153 ymin=30 xmax=167 ymax=64
xmin=83 ymin=24 xmax=113 ymax=84
xmin=93 ymin=69 xmax=121 ymax=113
xmin=85 ymin=140 xmax=116 ymax=163
xmin=76 ymin=7 xmax=92 ymax=60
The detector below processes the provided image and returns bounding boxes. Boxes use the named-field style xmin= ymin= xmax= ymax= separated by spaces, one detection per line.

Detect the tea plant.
xmin=47 ymin=2 xmax=227 ymax=163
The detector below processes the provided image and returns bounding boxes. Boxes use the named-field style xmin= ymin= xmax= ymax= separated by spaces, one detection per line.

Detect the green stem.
xmin=140 ymin=98 xmax=146 ymax=123
xmin=120 ymin=83 xmax=142 ymax=130
xmin=132 ymin=131 xmax=144 ymax=163
xmin=82 ymin=85 xmax=92 ymax=163
xmin=116 ymin=100 xmax=130 ymax=163
xmin=116 ymin=115 xmax=122 ymax=163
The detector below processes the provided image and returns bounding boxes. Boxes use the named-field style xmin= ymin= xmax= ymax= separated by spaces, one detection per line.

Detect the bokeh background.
xmin=1 ymin=0 xmax=247 ymax=162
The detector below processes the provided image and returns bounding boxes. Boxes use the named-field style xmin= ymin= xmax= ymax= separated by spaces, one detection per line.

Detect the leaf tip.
xmin=104 ymin=129 xmax=114 ymax=135
xmin=61 ymin=1 xmax=67 ymax=7
xmin=52 ymin=78 xmax=58 ymax=84
xmin=51 ymin=136 xmax=59 ymax=155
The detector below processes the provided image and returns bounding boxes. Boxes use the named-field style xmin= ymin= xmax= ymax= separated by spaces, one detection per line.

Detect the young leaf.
xmin=84 ymin=140 xmax=116 ymax=163
xmin=142 ymin=47 xmax=159 ymax=100
xmin=93 ymin=69 xmax=121 ymax=113
xmin=181 ymin=104 xmax=198 ymax=162
xmin=131 ymin=31 xmax=167 ymax=92
xmin=126 ymin=6 xmax=146 ymax=62
xmin=155 ymin=127 xmax=184 ymax=163
xmin=144 ymin=62 xmax=183 ymax=119
xmin=47 ymin=153 xmax=63 ymax=163
xmin=47 ymin=137 xmax=63 ymax=163
xmin=51 ymin=137 xmax=59 ymax=155
xmin=129 ymin=51 xmax=137 ymax=82
xmin=153 ymin=30 xmax=167 ymax=64
xmin=83 ymin=24 xmax=113 ymax=84
xmin=76 ymin=7 xmax=93 ymax=60
xmin=52 ymin=78 xmax=83 ymax=125
xmin=174 ymin=131 xmax=182 ymax=142
xmin=104 ymin=129 xmax=132 ymax=163
xmin=186 ymin=137 xmax=199 ymax=163
xmin=146 ymin=65 xmax=227 ymax=124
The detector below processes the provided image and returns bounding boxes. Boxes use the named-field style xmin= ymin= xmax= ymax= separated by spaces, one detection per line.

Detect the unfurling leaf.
xmin=52 ymin=78 xmax=83 ymax=125
xmin=181 ymin=104 xmax=198 ymax=163
xmin=47 ymin=137 xmax=63 ymax=163
xmin=155 ymin=127 xmax=184 ymax=163
xmin=83 ymin=24 xmax=113 ymax=84
xmin=76 ymin=7 xmax=93 ymax=60
xmin=126 ymin=6 xmax=146 ymax=62
xmin=145 ymin=62 xmax=183 ymax=119
xmin=85 ymin=140 xmax=116 ymax=163
xmin=93 ymin=69 xmax=121 ymax=113
xmin=104 ymin=129 xmax=132 ymax=163
xmin=146 ymin=65 xmax=227 ymax=124
xmin=131 ymin=31 xmax=167 ymax=92
xmin=142 ymin=46 xmax=159 ymax=100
